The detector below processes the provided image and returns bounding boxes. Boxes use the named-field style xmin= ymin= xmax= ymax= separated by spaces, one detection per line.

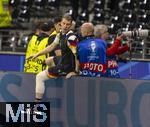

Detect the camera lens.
xmin=122 ymin=29 xmax=149 ymax=38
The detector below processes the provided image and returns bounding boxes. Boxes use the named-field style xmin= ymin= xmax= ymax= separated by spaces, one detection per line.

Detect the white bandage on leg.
xmin=35 ymin=70 xmax=49 ymax=99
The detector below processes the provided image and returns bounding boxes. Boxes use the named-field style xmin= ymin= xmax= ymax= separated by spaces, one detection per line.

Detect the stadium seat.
xmin=20 ymin=0 xmax=34 ymax=8
xmin=123 ymin=10 xmax=137 ymax=24
xmin=76 ymin=10 xmax=89 ymax=26
xmin=46 ymin=0 xmax=60 ymax=11
xmin=9 ymin=0 xmax=20 ymax=8
xmin=108 ymin=23 xmax=121 ymax=34
xmin=138 ymin=0 xmax=150 ymax=11
xmin=17 ymin=34 xmax=30 ymax=48
xmin=138 ymin=13 xmax=149 ymax=24
xmin=122 ymin=0 xmax=136 ymax=11
xmin=32 ymin=0 xmax=47 ymax=13
xmin=93 ymin=0 xmax=104 ymax=10
xmin=17 ymin=8 xmax=30 ymax=23
xmin=8 ymin=31 xmax=19 ymax=51
xmin=92 ymin=11 xmax=105 ymax=25
xmin=111 ymin=14 xmax=123 ymax=24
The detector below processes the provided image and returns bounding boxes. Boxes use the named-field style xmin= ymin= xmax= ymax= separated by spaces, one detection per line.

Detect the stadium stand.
xmin=0 ymin=0 xmax=149 ymax=59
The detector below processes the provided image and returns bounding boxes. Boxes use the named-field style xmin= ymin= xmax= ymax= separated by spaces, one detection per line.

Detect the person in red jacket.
xmin=94 ymin=24 xmax=129 ymax=78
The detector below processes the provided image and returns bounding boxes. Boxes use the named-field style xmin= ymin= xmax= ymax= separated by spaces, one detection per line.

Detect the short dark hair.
xmin=53 ymin=16 xmax=62 ymax=24
xmin=41 ymin=20 xmax=54 ymax=32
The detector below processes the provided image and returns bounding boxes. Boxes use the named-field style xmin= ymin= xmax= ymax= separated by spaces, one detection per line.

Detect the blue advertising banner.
xmin=0 ymin=53 xmax=150 ymax=79
xmin=0 ymin=54 xmax=25 ymax=72
xmin=119 ymin=61 xmax=150 ymax=80
xmin=0 ymin=72 xmax=150 ymax=127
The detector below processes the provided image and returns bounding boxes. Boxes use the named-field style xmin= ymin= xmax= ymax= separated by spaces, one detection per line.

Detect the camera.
xmin=122 ymin=29 xmax=150 ymax=38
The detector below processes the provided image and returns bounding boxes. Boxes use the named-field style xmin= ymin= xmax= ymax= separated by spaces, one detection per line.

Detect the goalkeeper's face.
xmin=61 ymin=18 xmax=72 ymax=33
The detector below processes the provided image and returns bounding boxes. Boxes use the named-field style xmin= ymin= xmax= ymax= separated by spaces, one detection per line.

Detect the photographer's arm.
xmin=117 ymin=44 xmax=129 ymax=55
xmin=106 ymin=34 xmax=125 ymax=56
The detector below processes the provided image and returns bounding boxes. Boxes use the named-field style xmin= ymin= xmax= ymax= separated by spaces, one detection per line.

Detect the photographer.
xmin=94 ymin=24 xmax=129 ymax=78
xmin=77 ymin=22 xmax=107 ymax=77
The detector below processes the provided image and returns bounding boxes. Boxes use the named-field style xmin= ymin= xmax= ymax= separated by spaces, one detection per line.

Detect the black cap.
xmin=41 ymin=20 xmax=54 ymax=32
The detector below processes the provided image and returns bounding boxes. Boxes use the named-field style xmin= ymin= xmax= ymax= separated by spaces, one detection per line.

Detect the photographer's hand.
xmin=126 ymin=39 xmax=133 ymax=47
xmin=116 ymin=34 xmax=126 ymax=41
